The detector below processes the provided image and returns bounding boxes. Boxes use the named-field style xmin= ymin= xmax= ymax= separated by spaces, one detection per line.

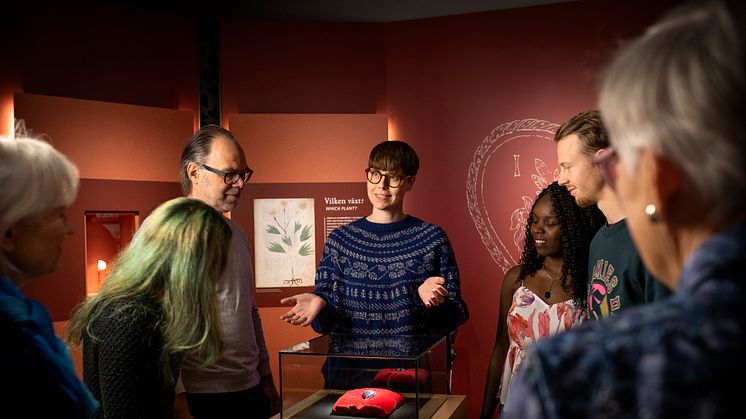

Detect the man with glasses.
xmin=175 ymin=125 xmax=280 ymax=418
xmin=279 ymin=140 xmax=469 ymax=338
xmin=555 ymin=111 xmax=669 ymax=320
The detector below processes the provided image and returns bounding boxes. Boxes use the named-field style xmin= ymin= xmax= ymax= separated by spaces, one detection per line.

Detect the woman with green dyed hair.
xmin=67 ymin=197 xmax=231 ymax=418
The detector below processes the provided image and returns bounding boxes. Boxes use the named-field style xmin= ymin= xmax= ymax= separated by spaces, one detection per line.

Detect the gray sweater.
xmin=178 ymin=217 xmax=271 ymax=393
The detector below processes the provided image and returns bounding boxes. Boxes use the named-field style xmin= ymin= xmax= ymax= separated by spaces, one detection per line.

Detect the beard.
xmin=218 ymin=199 xmax=238 ymax=213
xmin=575 ymin=195 xmax=596 ymax=208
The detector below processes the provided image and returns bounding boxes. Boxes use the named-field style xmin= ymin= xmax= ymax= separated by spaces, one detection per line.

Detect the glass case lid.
xmin=279 ymin=334 xmax=447 ymax=359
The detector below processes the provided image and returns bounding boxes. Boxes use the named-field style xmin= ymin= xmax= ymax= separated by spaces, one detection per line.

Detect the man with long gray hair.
xmin=175 ymin=125 xmax=280 ymax=419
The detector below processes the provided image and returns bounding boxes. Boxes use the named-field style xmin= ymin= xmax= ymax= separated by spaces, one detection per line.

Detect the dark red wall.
xmin=384 ymin=0 xmax=679 ymax=415
xmin=3 ymin=1 xmax=198 ymax=317
xmin=3 ymin=0 xmax=682 ymax=415
xmin=23 ymin=179 xmax=181 ymax=320
xmin=3 ymin=1 xmax=198 ymax=119
xmin=220 ymin=20 xmax=387 ymax=118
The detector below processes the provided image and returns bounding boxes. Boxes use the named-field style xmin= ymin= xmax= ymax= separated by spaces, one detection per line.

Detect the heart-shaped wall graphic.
xmin=466 ymin=119 xmax=560 ymax=273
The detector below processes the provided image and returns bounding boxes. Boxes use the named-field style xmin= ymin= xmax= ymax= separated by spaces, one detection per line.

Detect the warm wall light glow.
xmin=97 ymin=259 xmax=107 ymax=271
xmin=387 ymin=116 xmax=398 ymax=141
xmin=0 ymin=96 xmax=13 ymax=137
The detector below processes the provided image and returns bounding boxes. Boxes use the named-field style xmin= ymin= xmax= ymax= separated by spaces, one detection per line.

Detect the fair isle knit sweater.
xmin=311 ymin=216 xmax=469 ymax=336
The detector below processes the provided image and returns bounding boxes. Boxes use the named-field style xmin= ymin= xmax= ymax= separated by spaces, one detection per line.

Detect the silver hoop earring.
xmin=645 ymin=204 xmax=660 ymax=223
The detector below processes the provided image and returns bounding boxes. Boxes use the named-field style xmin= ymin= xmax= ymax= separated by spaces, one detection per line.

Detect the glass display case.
xmin=278 ymin=334 xmax=450 ymax=419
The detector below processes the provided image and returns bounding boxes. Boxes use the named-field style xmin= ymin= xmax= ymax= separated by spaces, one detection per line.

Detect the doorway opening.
xmin=84 ymin=211 xmax=139 ymax=296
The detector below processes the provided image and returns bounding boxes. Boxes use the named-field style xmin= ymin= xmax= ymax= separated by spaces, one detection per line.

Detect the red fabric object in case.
xmin=371 ymin=368 xmax=429 ymax=387
xmin=332 ymin=388 xmax=404 ymax=418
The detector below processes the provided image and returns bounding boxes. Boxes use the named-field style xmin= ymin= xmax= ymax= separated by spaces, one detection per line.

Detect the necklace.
xmin=541 ymin=262 xmax=563 ymax=299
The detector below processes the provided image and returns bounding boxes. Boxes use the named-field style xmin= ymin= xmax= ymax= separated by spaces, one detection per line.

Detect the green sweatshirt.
xmin=587 ymin=219 xmax=671 ymax=320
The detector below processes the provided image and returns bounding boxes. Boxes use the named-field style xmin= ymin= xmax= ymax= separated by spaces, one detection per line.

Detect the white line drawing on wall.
xmin=466 ymin=119 xmax=559 ymax=273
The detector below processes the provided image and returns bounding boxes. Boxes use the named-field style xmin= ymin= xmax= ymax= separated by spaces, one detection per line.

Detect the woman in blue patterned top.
xmin=506 ymin=1 xmax=746 ymax=417
xmin=280 ymin=140 xmax=469 ymax=336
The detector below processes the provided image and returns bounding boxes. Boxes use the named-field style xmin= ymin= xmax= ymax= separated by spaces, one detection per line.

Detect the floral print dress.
xmin=499 ymin=285 xmax=582 ymax=404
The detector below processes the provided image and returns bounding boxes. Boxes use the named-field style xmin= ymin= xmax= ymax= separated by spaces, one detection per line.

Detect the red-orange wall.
xmin=384 ymin=1 xmax=679 ymax=415
xmin=85 ymin=213 xmax=138 ymax=295
xmin=85 ymin=221 xmax=120 ymax=295
xmin=220 ymin=20 xmax=387 ymax=118
xmin=14 ymin=93 xmax=194 ymax=181
xmin=8 ymin=0 xmax=199 ymax=324
xmin=3 ymin=1 xmax=198 ymax=117
xmin=2 ymin=0 xmax=681 ymax=416
xmin=21 ymin=179 xmax=182 ymax=320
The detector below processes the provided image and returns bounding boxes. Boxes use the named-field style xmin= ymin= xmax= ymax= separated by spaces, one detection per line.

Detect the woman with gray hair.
xmin=0 ymin=136 xmax=99 ymax=418
xmin=505 ymin=1 xmax=746 ymax=417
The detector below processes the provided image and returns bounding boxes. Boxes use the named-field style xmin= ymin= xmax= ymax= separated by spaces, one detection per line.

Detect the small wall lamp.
xmin=97 ymin=259 xmax=107 ymax=287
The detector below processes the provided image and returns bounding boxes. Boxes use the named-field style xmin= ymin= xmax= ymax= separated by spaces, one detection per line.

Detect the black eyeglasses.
xmin=202 ymin=163 xmax=253 ymax=185
xmin=365 ymin=168 xmax=412 ymax=188
xmin=592 ymin=147 xmax=619 ymax=190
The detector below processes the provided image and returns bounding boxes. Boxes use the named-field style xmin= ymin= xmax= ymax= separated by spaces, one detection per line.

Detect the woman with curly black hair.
xmin=480 ymin=181 xmax=600 ymax=418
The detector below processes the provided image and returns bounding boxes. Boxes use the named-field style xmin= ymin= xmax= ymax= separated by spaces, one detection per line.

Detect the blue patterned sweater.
xmin=311 ymin=216 xmax=469 ymax=336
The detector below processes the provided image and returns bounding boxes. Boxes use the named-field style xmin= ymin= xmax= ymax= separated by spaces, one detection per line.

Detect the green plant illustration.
xmin=265 ymin=208 xmax=313 ymax=284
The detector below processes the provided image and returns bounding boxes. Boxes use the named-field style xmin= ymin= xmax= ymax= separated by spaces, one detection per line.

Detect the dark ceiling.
xmin=116 ymin=0 xmax=573 ymax=22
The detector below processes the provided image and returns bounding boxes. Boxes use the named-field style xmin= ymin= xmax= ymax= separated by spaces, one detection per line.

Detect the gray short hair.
xmin=600 ymin=0 xmax=745 ymax=228
xmin=179 ymin=125 xmax=236 ymax=196
xmin=0 ymin=136 xmax=79 ymax=267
